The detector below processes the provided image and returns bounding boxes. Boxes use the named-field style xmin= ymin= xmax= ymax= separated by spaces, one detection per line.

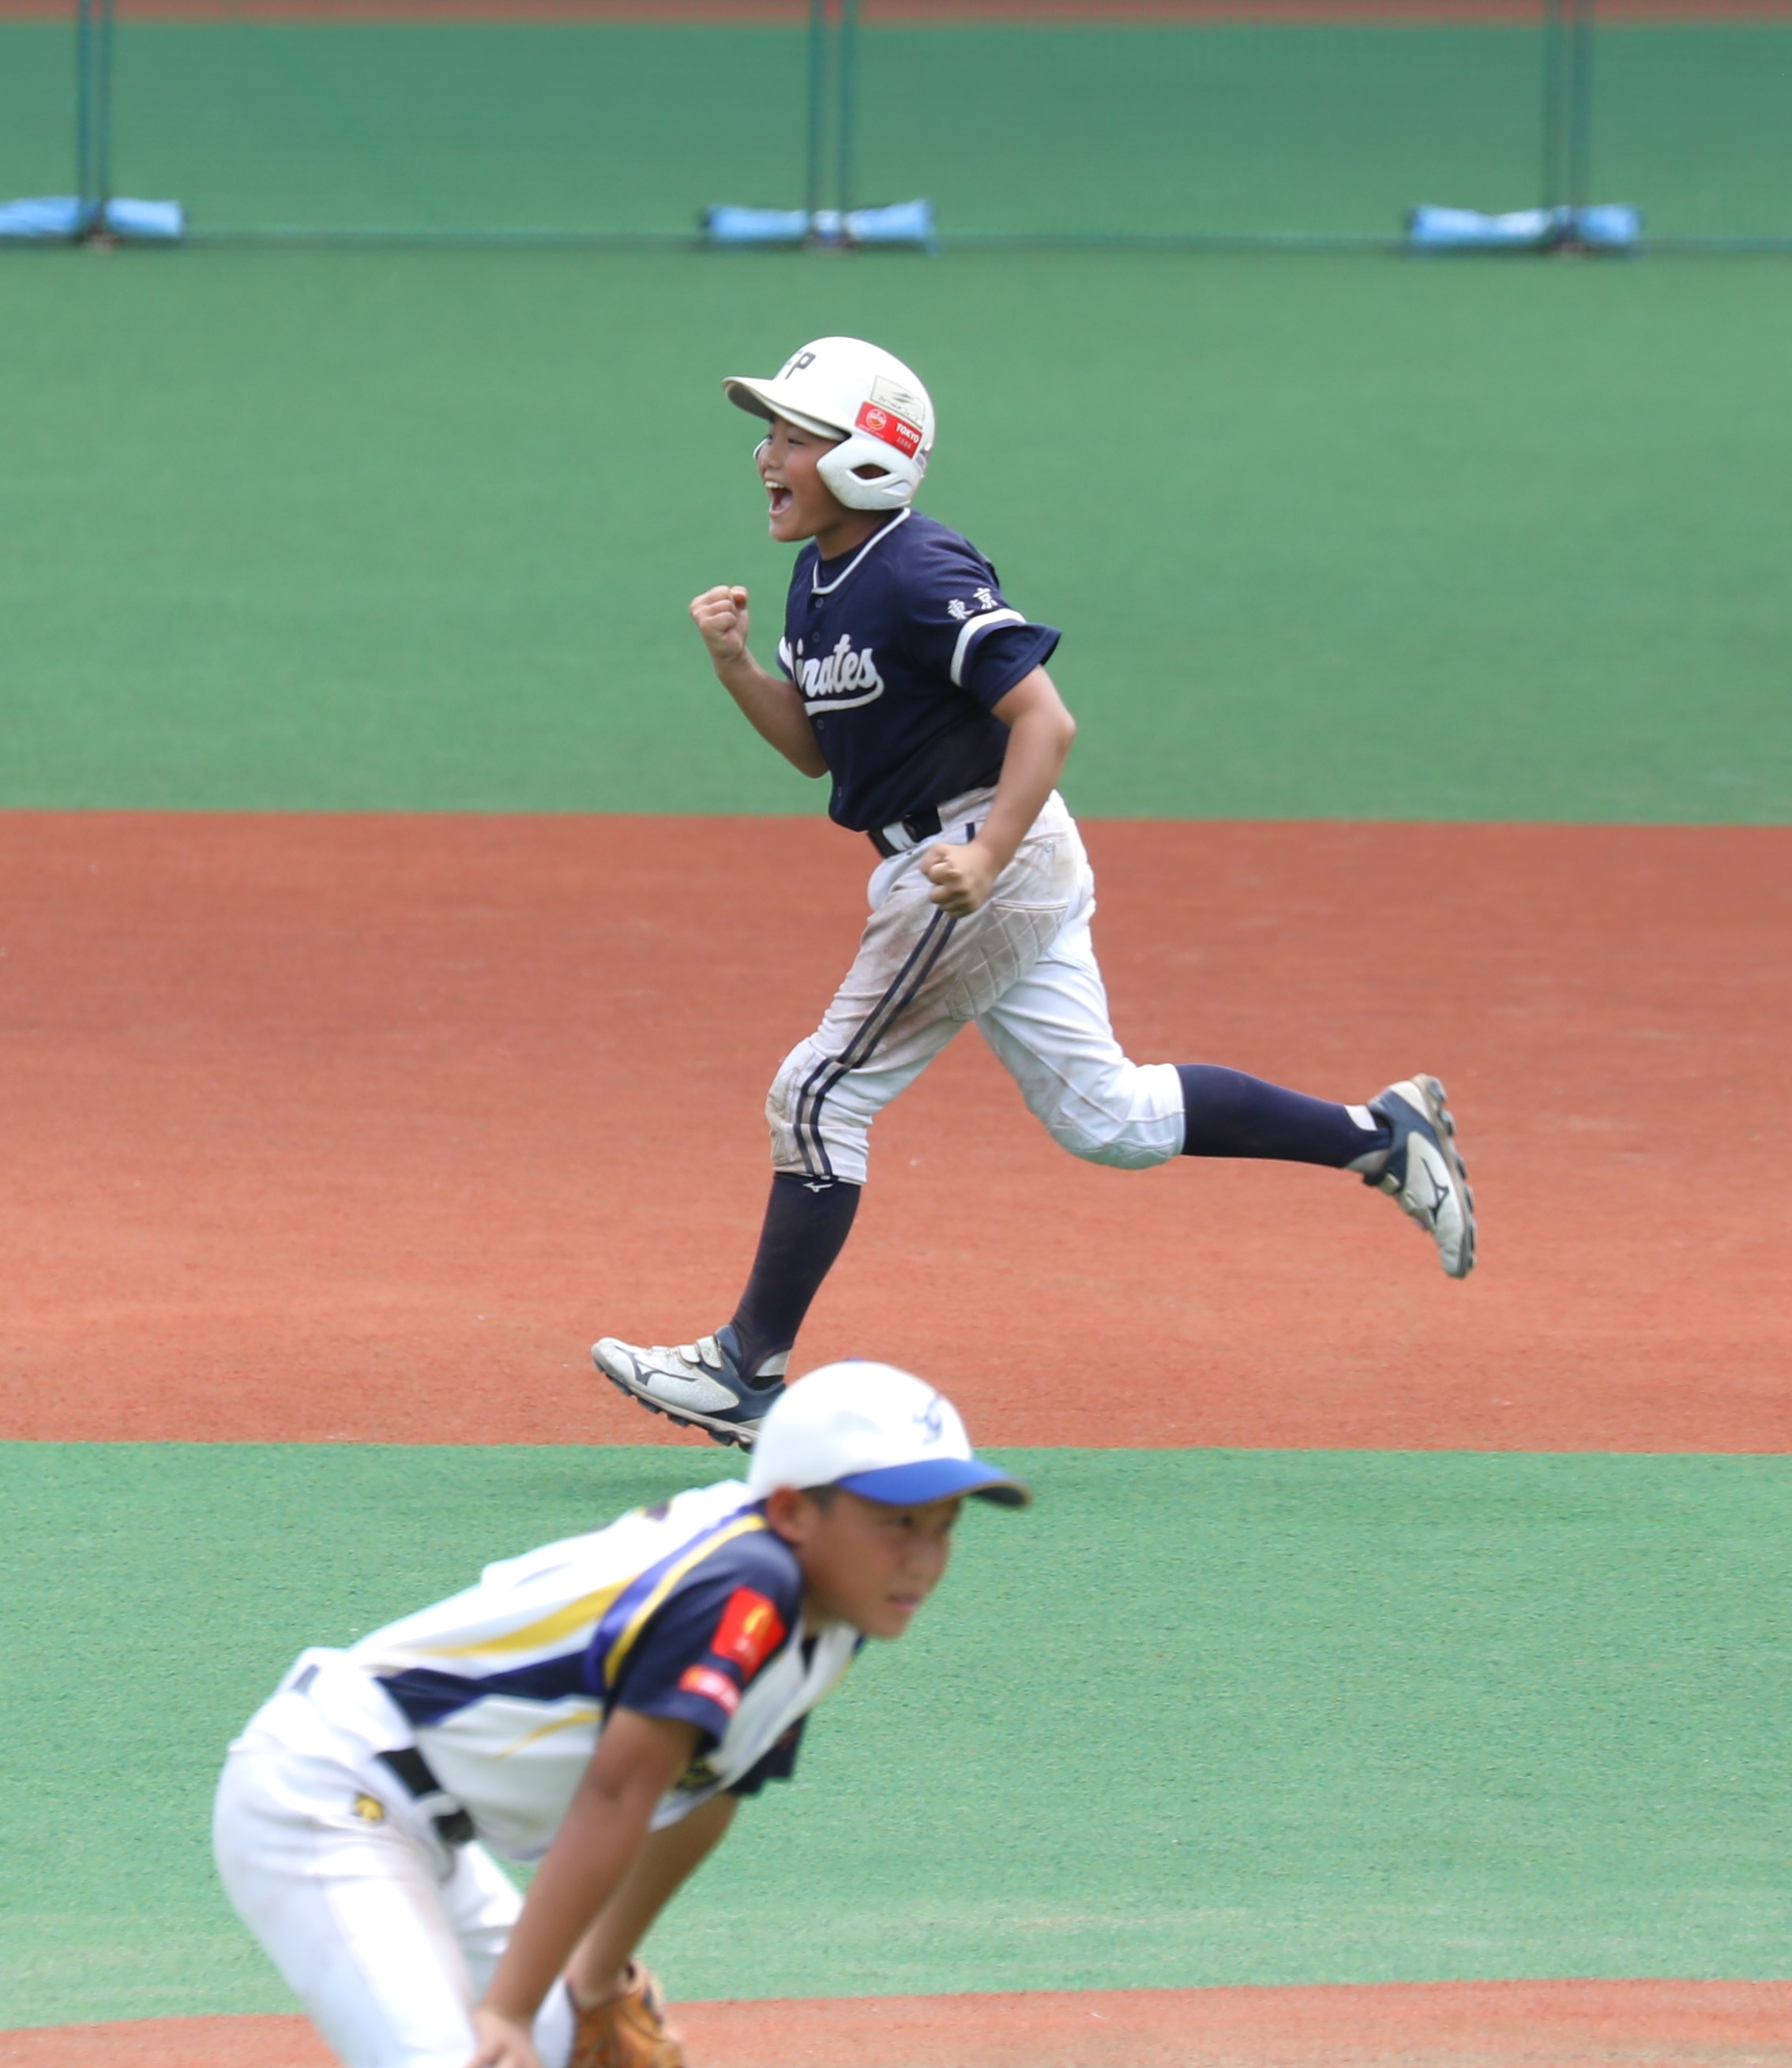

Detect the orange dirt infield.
xmin=2 ymin=813 xmax=1786 ymax=1453
xmin=8 ymin=1982 xmax=1792 ymax=2067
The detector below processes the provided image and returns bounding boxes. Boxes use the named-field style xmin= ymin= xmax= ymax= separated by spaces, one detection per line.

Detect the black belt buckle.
xmin=377 ymin=1746 xmax=475 ymax=1848
xmin=869 ymin=803 xmax=943 ymax=861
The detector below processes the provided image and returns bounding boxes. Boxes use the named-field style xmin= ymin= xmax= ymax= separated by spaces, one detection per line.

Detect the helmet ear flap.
xmin=753 ymin=437 xmax=771 ymax=464
xmin=816 ymin=433 xmax=924 ymax=512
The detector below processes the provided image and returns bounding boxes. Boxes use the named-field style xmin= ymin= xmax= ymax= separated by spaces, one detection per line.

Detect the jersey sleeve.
xmin=604 ymin=1530 xmax=803 ymax=1748
xmin=897 ymin=535 xmax=1060 ymax=711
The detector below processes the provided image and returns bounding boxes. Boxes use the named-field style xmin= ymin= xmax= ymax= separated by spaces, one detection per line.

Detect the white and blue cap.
xmin=746 ymin=1361 xmax=1030 ymax=1510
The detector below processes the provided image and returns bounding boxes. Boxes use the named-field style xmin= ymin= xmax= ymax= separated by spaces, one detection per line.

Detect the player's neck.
xmin=811 ymin=508 xmax=891 ymax=565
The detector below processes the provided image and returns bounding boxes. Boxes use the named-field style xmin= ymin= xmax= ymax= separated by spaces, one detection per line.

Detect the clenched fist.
xmin=922 ymin=837 xmax=1001 ymax=918
xmin=690 ymin=585 xmax=751 ymax=670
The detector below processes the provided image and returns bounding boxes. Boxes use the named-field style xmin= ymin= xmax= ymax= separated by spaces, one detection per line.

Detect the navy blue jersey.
xmin=609 ymin=1520 xmax=805 ymax=1747
xmin=775 ymin=509 xmax=1060 ymax=834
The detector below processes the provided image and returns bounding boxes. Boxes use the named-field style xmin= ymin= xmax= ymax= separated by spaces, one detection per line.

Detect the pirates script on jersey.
xmin=798 ymin=635 xmax=885 ymax=712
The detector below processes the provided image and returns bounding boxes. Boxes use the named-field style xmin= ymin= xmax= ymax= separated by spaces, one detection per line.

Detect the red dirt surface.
xmin=1 ymin=814 xmax=1786 ymax=1453
xmin=9 ymin=1981 xmax=1792 ymax=2067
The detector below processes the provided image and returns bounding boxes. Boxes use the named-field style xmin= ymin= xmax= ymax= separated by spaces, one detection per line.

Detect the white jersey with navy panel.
xmin=774 ymin=507 xmax=1060 ymax=834
xmin=222 ymin=1479 xmax=855 ymax=1861
xmin=213 ymin=1481 xmax=858 ymax=2068
xmin=347 ymin=1479 xmax=854 ymax=1856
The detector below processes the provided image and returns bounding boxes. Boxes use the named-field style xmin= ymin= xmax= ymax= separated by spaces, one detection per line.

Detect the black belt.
xmin=868 ymin=804 xmax=943 ymax=860
xmin=377 ymin=1746 xmax=476 ymax=1848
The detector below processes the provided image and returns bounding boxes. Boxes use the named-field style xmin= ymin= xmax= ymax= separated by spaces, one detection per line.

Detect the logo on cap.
xmin=915 ymin=1394 xmax=945 ymax=1443
xmin=870 ymin=373 xmax=924 ymax=417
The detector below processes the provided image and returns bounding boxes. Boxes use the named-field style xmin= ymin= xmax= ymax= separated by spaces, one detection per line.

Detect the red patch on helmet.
xmin=855 ymin=400 xmax=923 ymax=458
xmin=709 ymin=1587 xmax=787 ymax=1676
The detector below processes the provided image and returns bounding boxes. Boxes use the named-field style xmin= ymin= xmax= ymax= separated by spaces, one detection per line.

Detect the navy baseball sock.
xmin=727 ymin=1172 xmax=862 ymax=1383
xmin=1178 ymin=1064 xmax=1392 ymax=1169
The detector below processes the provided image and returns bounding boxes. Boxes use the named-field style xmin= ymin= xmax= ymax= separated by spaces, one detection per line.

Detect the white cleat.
xmin=592 ymin=1326 xmax=787 ymax=1450
xmin=1366 ymin=1075 xmax=1477 ymax=1278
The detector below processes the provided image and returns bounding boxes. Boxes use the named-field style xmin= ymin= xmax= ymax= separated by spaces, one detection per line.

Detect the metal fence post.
xmin=1541 ymin=0 xmax=1594 ymax=246
xmin=806 ymin=0 xmax=828 ymax=234
xmin=75 ymin=0 xmax=94 ymax=227
xmin=74 ymin=0 xmax=116 ymax=241
xmin=836 ymin=0 xmax=858 ymax=237
xmin=1541 ymin=0 xmax=1565 ymax=212
xmin=1566 ymin=0 xmax=1595 ymax=216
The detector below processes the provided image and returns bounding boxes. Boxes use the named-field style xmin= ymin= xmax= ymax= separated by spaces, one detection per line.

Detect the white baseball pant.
xmin=213 ymin=1736 xmax=575 ymax=2068
xmin=767 ymin=789 xmax=1185 ymax=1187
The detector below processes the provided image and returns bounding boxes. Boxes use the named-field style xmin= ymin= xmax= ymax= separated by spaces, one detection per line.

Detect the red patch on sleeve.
xmin=710 ymin=1587 xmax=787 ymax=1676
xmin=678 ymin=1664 xmax=741 ymax=1716
xmin=855 ymin=400 xmax=923 ymax=458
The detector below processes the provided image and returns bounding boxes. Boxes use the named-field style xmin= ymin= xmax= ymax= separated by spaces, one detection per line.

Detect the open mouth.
xmin=767 ymin=483 xmax=795 ymax=519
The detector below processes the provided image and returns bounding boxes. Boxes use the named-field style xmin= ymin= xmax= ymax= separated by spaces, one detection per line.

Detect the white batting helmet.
xmin=723 ymin=336 xmax=934 ymax=512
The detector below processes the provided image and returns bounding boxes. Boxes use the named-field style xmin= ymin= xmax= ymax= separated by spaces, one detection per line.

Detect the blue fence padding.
xmin=105 ymin=197 xmax=185 ymax=241
xmin=1573 ymin=204 xmax=1643 ymax=249
xmin=0 ymin=196 xmax=84 ymax=239
xmin=0 ymin=195 xmax=186 ymax=242
xmin=1407 ymin=203 xmax=1640 ymax=252
xmin=704 ymin=200 xmax=934 ymax=249
xmin=704 ymin=205 xmax=807 ymax=245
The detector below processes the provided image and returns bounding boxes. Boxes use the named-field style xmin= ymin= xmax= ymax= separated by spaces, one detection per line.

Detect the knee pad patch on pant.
xmin=942 ymin=899 xmax=1073 ymax=1023
xmin=1036 ymin=1060 xmax=1186 ymax=1170
xmin=767 ymin=1040 xmax=873 ymax=1187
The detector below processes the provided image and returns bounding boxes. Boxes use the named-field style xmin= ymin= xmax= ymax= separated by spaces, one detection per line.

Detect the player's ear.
xmin=765 ymin=1484 xmax=827 ymax=1544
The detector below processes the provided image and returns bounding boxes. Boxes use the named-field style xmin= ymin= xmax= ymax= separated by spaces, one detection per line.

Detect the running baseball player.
xmin=595 ymin=336 xmax=1475 ymax=1451
xmin=214 ymin=1361 xmax=1025 ymax=2068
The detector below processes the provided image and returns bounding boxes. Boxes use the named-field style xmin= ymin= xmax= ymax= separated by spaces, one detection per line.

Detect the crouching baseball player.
xmin=213 ymin=1363 xmax=1027 ymax=2068
xmin=594 ymin=335 xmax=1477 ymax=1451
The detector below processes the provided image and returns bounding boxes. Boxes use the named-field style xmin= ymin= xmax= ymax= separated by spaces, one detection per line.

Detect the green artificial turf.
xmin=1 ymin=242 xmax=1789 ymax=822
xmin=2 ymin=1443 xmax=1788 ymax=2026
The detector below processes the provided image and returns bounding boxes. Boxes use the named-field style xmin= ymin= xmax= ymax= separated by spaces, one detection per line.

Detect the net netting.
xmin=2 ymin=0 xmax=1789 ymax=246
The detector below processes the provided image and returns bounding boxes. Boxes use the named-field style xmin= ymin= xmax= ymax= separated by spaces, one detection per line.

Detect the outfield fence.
xmin=2 ymin=0 xmax=1789 ymax=250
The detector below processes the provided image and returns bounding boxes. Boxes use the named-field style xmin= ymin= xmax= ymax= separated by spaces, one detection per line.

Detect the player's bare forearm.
xmin=922 ymin=668 xmax=1076 ymax=918
xmin=564 ymin=1792 xmax=738 ymax=2005
xmin=468 ymin=1712 xmax=698 ymax=2066
xmin=716 ymin=651 xmax=828 ymax=776
xmin=980 ymin=670 xmax=1076 ymax=867
xmin=690 ymin=583 xmax=828 ymax=777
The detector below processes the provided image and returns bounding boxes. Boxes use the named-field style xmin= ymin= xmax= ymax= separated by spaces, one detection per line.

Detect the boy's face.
xmin=757 ymin=415 xmax=851 ymax=544
xmin=769 ymin=1487 xmax=960 ymax=1638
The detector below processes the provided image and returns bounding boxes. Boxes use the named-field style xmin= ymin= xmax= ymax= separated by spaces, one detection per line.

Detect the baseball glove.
xmin=568 ymin=1961 xmax=686 ymax=2068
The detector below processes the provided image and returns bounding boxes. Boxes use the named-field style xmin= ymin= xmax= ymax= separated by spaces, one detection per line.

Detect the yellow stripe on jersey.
xmin=417 ymin=1578 xmax=632 ymax=1661
xmin=495 ymin=1703 xmax=603 ymax=1759
xmin=601 ymin=1514 xmax=768 ymax=1689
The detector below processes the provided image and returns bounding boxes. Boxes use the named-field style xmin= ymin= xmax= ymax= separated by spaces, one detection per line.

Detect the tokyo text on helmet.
xmin=723 ymin=338 xmax=934 ymax=513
